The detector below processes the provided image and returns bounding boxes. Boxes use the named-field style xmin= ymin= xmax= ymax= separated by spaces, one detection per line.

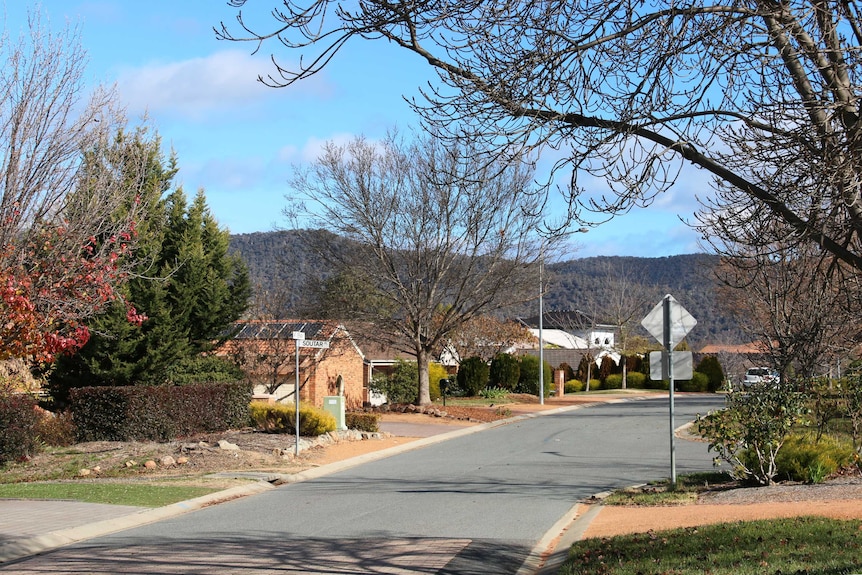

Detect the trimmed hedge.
xmin=249 ymin=402 xmax=336 ymax=436
xmin=70 ymin=382 xmax=253 ymax=442
xmin=0 ymin=393 xmax=40 ymax=465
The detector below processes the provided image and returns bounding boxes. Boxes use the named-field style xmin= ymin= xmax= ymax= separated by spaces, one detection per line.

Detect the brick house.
xmin=218 ymin=320 xmax=366 ymax=410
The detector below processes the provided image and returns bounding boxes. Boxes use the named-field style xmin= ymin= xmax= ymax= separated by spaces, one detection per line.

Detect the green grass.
xmin=0 ymin=482 xmax=219 ymax=507
xmin=560 ymin=516 xmax=862 ymax=574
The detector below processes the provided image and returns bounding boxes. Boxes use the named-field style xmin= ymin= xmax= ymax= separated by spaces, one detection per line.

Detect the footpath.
xmin=1 ymin=392 xmax=861 ymax=575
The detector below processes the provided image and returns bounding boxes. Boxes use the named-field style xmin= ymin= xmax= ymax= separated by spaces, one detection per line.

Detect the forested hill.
xmin=229 ymin=231 xmax=739 ymax=347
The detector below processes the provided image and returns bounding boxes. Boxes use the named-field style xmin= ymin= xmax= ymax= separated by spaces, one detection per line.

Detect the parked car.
xmin=742 ymin=367 xmax=780 ymax=388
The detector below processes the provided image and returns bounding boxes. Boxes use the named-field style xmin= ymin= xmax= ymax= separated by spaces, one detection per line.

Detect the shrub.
xmin=489 ymin=353 xmax=520 ymax=391
xmin=586 ymin=378 xmax=602 ymax=391
xmin=697 ymin=385 xmax=807 ymax=485
xmin=70 ymin=382 xmax=253 ymax=442
xmin=345 ymin=412 xmax=380 ymax=432
xmin=517 ymin=355 xmax=552 ymax=397
xmin=34 ymin=410 xmax=76 ymax=447
xmin=479 ymin=386 xmax=509 ymax=399
xmin=564 ymin=379 xmax=584 ymax=393
xmin=771 ymin=433 xmax=855 ymax=483
xmin=249 ymin=402 xmax=336 ymax=436
xmin=371 ymin=360 xmax=418 ymax=404
xmin=696 ymin=355 xmax=726 ymax=392
xmin=678 ymin=372 xmax=709 ymax=392
xmin=604 ymin=374 xmax=623 ymax=389
xmin=457 ymin=357 xmax=490 ymax=396
xmin=165 ymin=355 xmax=246 ymax=385
xmin=428 ymin=362 xmax=448 ymax=401
xmin=625 ymin=371 xmax=647 ymax=389
xmin=0 ymin=392 xmax=40 ymax=465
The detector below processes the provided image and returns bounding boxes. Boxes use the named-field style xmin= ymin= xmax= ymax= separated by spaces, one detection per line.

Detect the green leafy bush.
xmin=0 ymin=393 xmax=40 ymax=465
xmin=696 ymin=355 xmax=726 ymax=392
xmin=345 ymin=412 xmax=380 ymax=432
xmin=428 ymin=362 xmax=448 ymax=401
xmin=697 ymin=385 xmax=807 ymax=485
xmin=70 ymin=382 xmax=253 ymax=442
xmin=249 ymin=402 xmax=336 ymax=436
xmin=458 ymin=356 xmax=490 ymax=396
xmin=164 ymin=355 xmax=246 ymax=385
xmin=772 ymin=433 xmax=855 ymax=483
xmin=371 ymin=360 xmax=418 ymax=404
xmin=678 ymin=371 xmax=709 ymax=392
xmin=489 ymin=353 xmax=520 ymax=391
xmin=517 ymin=355 xmax=551 ymax=397
xmin=604 ymin=374 xmax=623 ymax=389
xmin=564 ymin=379 xmax=584 ymax=393
xmin=479 ymin=386 xmax=509 ymax=399
xmin=625 ymin=371 xmax=647 ymax=389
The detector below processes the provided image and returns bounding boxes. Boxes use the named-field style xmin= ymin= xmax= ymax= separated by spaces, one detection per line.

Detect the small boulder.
xmin=159 ymin=455 xmax=176 ymax=467
xmin=143 ymin=460 xmax=157 ymax=469
xmin=217 ymin=439 xmax=240 ymax=451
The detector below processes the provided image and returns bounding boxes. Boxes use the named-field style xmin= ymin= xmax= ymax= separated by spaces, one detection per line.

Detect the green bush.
xmin=772 ymin=433 xmax=855 ymax=483
xmin=479 ymin=386 xmax=509 ymax=399
xmin=371 ymin=360 xmax=418 ymax=404
xmin=585 ymin=378 xmax=602 ymax=391
xmin=458 ymin=357 xmax=490 ymax=396
xmin=489 ymin=353 xmax=520 ymax=391
xmin=678 ymin=371 xmax=709 ymax=392
xmin=696 ymin=355 xmax=726 ymax=392
xmin=345 ymin=412 xmax=380 ymax=432
xmin=517 ymin=355 xmax=552 ymax=397
xmin=0 ymin=393 xmax=41 ymax=465
xmin=249 ymin=402 xmax=336 ymax=436
xmin=164 ymin=355 xmax=246 ymax=385
xmin=625 ymin=371 xmax=647 ymax=389
xmin=564 ymin=379 xmax=584 ymax=393
xmin=604 ymin=374 xmax=623 ymax=389
xmin=70 ymin=382 xmax=253 ymax=442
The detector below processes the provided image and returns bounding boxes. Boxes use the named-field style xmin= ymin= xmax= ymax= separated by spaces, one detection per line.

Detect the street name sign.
xmin=298 ymin=339 xmax=330 ymax=349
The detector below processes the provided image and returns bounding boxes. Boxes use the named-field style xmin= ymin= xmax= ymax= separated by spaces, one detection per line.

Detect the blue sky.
xmin=5 ymin=1 xmax=707 ymax=258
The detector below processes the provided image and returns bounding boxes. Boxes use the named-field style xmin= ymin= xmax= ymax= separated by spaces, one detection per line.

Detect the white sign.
xmin=649 ymin=351 xmax=693 ymax=380
xmin=298 ymin=339 xmax=330 ymax=349
xmin=641 ymin=294 xmax=697 ymax=345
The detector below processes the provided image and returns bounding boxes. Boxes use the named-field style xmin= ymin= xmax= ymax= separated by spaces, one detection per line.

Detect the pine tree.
xmin=49 ymin=136 xmax=250 ymax=404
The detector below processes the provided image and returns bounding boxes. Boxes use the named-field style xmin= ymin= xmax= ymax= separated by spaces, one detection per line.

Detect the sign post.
xmin=292 ymin=332 xmax=305 ymax=456
xmin=641 ymin=294 xmax=697 ymax=485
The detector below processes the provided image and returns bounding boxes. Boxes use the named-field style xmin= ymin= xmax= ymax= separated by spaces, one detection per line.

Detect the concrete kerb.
xmin=0 ymin=395 xmax=650 ymax=567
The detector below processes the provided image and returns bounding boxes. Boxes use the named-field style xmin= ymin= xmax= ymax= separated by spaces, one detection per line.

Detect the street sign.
xmin=649 ymin=351 xmax=693 ymax=380
xmin=298 ymin=339 xmax=330 ymax=349
xmin=641 ymin=294 xmax=697 ymax=345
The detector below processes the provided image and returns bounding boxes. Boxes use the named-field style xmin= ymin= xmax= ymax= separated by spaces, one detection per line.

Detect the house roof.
xmin=233 ymin=320 xmax=327 ymax=340
xmin=699 ymin=342 xmax=766 ymax=354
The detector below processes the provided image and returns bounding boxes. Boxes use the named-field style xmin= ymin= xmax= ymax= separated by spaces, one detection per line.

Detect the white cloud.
xmin=115 ymin=50 xmax=333 ymax=120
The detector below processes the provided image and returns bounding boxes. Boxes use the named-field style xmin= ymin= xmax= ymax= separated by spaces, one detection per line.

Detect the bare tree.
xmin=288 ymin=131 xmax=565 ymax=405
xmin=0 ymin=11 xmax=154 ymax=361
xmin=218 ymin=0 xmax=862 ymax=271
xmin=446 ymin=315 xmax=536 ymax=364
xmin=715 ymin=239 xmax=860 ymax=384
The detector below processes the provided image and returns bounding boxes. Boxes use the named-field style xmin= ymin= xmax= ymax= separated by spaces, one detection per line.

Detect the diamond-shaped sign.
xmin=641 ymin=294 xmax=697 ymax=345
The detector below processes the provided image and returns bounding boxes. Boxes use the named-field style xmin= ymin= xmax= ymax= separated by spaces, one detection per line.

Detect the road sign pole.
xmin=293 ymin=332 xmax=305 ymax=457
xmin=663 ymin=295 xmax=677 ymax=486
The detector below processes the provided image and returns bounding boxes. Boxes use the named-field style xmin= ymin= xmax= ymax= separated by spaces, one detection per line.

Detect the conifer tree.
xmin=49 ymin=137 xmax=250 ymax=402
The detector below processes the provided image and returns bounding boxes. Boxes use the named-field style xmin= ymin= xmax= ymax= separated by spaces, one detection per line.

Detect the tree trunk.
xmin=417 ymin=347 xmax=432 ymax=406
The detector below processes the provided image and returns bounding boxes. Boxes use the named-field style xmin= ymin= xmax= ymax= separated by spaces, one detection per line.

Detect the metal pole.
xmin=538 ymin=255 xmax=544 ymax=405
xmin=663 ymin=295 xmax=677 ymax=486
xmin=295 ymin=341 xmax=301 ymax=457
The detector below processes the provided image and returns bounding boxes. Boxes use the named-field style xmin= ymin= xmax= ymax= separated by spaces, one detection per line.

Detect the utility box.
xmin=323 ymin=396 xmax=346 ymax=430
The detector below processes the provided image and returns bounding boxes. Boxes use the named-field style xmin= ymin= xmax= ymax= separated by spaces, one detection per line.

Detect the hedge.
xmin=0 ymin=393 xmax=40 ymax=465
xmin=70 ymin=382 xmax=253 ymax=442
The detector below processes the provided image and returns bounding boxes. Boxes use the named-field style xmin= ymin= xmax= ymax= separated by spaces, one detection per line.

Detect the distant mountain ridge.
xmin=229 ymin=230 xmax=739 ymax=348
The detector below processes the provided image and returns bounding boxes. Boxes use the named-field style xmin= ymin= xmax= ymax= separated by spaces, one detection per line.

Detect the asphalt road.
xmin=1 ymin=395 xmax=725 ymax=575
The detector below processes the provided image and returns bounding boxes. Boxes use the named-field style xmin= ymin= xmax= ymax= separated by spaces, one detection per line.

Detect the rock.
xmin=78 ymin=468 xmax=91 ymax=477
xmin=217 ymin=439 xmax=240 ymax=451
xmin=125 ymin=460 xmax=137 ymax=468
xmin=143 ymin=460 xmax=157 ymax=469
xmin=176 ymin=456 xmax=189 ymax=465
xmin=160 ymin=455 xmax=176 ymax=467
xmin=92 ymin=466 xmax=101 ymax=474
